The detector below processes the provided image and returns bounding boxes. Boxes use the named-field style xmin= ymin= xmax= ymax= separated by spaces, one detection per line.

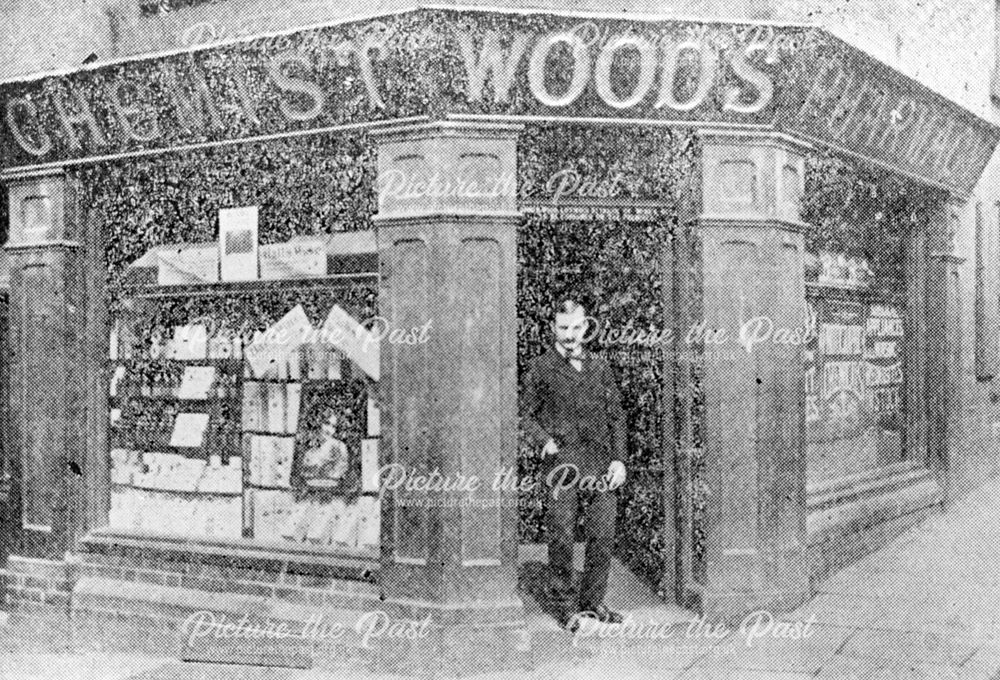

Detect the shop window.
xmin=799 ymin=151 xmax=948 ymax=485
xmin=105 ymin=231 xmax=381 ymax=554
xmin=975 ymin=202 xmax=998 ymax=379
xmin=804 ymin=249 xmax=906 ymax=483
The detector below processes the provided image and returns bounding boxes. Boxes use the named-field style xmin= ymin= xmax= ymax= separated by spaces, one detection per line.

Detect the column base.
xmin=700 ymin=585 xmax=812 ymax=624
xmin=699 ymin=544 xmax=811 ymax=623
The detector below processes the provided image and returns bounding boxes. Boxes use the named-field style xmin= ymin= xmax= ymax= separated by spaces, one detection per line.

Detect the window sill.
xmin=80 ymin=526 xmax=379 ymax=579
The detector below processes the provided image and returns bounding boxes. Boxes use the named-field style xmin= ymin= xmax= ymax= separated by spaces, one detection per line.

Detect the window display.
xmin=804 ymin=252 xmax=906 ymax=483
xmin=106 ymin=231 xmax=381 ymax=553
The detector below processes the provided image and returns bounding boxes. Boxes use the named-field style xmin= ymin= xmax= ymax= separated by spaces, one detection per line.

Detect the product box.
xmin=355 ymin=497 xmax=380 ymax=549
xmin=177 ymin=366 xmax=216 ymax=401
xmin=173 ymin=324 xmax=209 ymax=361
xmin=305 ymin=504 xmax=335 ymax=544
xmin=109 ymin=487 xmax=142 ymax=531
xmin=249 ymin=435 xmax=295 ymax=488
xmin=110 ymin=448 xmax=141 ymax=485
xmin=249 ymin=489 xmax=296 ymax=542
xmin=205 ymin=496 xmax=243 ymax=539
xmin=265 ymin=383 xmax=287 ymax=434
xmin=199 ymin=457 xmax=242 ymax=494
xmin=242 ymin=381 xmax=265 ymax=431
xmin=259 ymin=238 xmax=326 ymax=280
xmin=332 ymin=503 xmax=359 ymax=547
xmin=286 ymin=383 xmax=302 ymax=433
xmin=245 ymin=305 xmax=311 ymax=379
xmin=318 ymin=498 xmax=347 ymax=546
xmin=361 ymin=439 xmax=379 ymax=493
xmin=303 ymin=343 xmax=327 ymax=380
xmin=110 ymin=365 xmax=126 ymax=398
xmin=366 ymin=397 xmax=380 ymax=437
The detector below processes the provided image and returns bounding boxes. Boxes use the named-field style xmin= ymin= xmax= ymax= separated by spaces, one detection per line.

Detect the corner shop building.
xmin=0 ymin=7 xmax=997 ymax=675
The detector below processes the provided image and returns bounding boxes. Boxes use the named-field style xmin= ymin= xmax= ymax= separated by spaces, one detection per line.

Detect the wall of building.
xmin=0 ymin=0 xmax=407 ymax=81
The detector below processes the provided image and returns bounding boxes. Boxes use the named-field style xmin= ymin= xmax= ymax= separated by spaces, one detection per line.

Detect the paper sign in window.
xmin=245 ymin=304 xmax=312 ymax=378
xmin=169 ymin=413 xmax=210 ymax=448
xmin=177 ymin=366 xmax=217 ymax=400
xmin=320 ymin=305 xmax=379 ymax=381
xmin=218 ymin=206 xmax=259 ymax=281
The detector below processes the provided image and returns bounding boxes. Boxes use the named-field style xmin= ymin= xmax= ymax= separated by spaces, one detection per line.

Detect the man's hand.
xmin=541 ymin=438 xmax=559 ymax=458
xmin=606 ymin=460 xmax=627 ymax=490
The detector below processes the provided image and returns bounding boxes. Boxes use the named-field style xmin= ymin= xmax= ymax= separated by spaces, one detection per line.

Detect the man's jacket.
xmin=520 ymin=348 xmax=627 ymax=476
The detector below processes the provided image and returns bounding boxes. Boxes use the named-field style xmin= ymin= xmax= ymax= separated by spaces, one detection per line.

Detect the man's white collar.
xmin=555 ymin=344 xmax=583 ymax=359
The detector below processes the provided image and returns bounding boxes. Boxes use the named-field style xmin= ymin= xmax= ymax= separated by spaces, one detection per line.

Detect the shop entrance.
xmin=514 ymin=125 xmax=702 ymax=616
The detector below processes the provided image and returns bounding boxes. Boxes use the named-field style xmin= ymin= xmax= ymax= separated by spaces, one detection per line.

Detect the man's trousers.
xmin=545 ymin=481 xmax=617 ymax=614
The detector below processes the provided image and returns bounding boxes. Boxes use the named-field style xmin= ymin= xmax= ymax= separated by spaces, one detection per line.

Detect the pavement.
xmin=2 ymin=475 xmax=1000 ymax=680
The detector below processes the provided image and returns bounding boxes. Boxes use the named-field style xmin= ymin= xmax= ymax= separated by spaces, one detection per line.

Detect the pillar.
xmin=3 ymin=168 xmax=88 ymax=558
xmin=925 ymin=198 xmax=964 ymax=499
xmin=372 ymin=121 xmax=526 ymax=676
xmin=698 ymin=130 xmax=811 ymax=619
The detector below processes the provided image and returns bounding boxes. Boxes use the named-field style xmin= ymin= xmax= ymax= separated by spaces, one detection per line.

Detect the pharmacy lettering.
xmin=788 ymin=48 xmax=994 ymax=192
xmin=1 ymin=9 xmax=997 ymax=192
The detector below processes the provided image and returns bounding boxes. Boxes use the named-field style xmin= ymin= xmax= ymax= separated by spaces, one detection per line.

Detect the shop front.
xmin=0 ymin=7 xmax=996 ymax=675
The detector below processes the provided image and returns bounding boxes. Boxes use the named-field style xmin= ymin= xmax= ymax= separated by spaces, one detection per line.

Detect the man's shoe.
xmin=562 ymin=610 xmax=593 ymax=633
xmin=591 ymin=604 xmax=623 ymax=624
xmin=562 ymin=605 xmax=623 ymax=632
xmin=556 ymin=610 xmax=581 ymax=632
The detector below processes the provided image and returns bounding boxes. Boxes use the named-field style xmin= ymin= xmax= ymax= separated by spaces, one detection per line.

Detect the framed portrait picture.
xmin=291 ymin=378 xmax=367 ymax=497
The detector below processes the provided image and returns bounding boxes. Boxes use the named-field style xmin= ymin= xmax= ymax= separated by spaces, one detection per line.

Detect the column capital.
xmin=372 ymin=120 xmax=523 ymax=221
xmin=1 ymin=165 xmax=67 ymax=185
xmin=699 ymin=128 xmax=812 ymax=231
xmin=369 ymin=120 xmax=524 ymax=143
xmin=696 ymin=126 xmax=814 ymax=154
xmin=924 ymin=194 xmax=965 ymax=259
xmin=4 ymin=169 xmax=77 ymax=248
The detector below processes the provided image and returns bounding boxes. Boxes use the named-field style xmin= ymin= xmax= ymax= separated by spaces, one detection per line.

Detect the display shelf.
xmin=117 ymin=357 xmax=246 ymax=366
xmin=111 ymin=482 xmax=243 ymax=497
xmin=241 ymin=429 xmax=299 ymax=438
xmin=122 ymin=272 xmax=378 ymax=300
xmin=806 ymin=280 xmax=906 ymax=306
xmin=113 ymin=390 xmax=240 ymax=401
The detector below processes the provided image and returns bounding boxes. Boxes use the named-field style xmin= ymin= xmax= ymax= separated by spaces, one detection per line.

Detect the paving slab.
xmin=688 ymin=623 xmax=855 ymax=676
xmin=0 ymin=653 xmax=173 ymax=680
xmin=836 ymin=626 xmax=979 ymax=667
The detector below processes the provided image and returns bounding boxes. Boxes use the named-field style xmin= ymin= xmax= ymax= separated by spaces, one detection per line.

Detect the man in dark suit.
xmin=521 ymin=298 xmax=627 ymax=630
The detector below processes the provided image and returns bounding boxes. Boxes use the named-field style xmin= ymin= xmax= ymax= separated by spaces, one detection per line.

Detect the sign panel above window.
xmin=1 ymin=9 xmax=996 ymax=193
